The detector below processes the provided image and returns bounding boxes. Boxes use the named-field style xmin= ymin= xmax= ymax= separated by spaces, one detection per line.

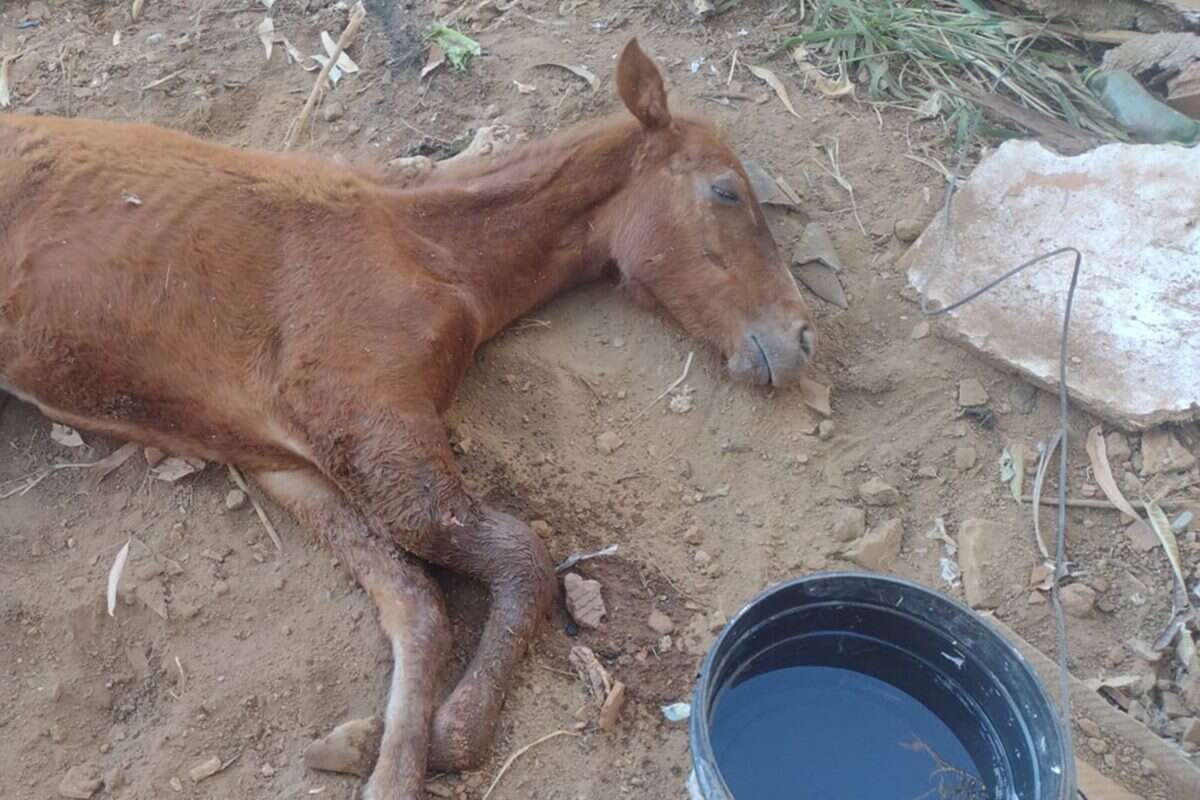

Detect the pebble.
xmin=188 ymin=756 xmax=222 ymax=784
xmin=844 ymin=519 xmax=903 ymax=572
xmin=169 ymin=777 xmax=183 ymax=793
xmin=957 ymin=378 xmax=989 ymax=407
xmin=953 ymin=445 xmax=977 ymax=470
xmin=58 ymin=766 xmax=102 ymax=799
xmin=1078 ymin=717 xmax=1101 ymax=738
xmin=647 ymin=609 xmax=675 ymax=635
xmin=1086 ymin=737 xmax=1109 ymax=755
xmin=910 ymin=321 xmax=930 ymax=340
xmin=260 ymin=763 xmax=275 ymax=778
xmin=1140 ymin=428 xmax=1196 ymax=475
xmin=1009 ymin=383 xmax=1037 ymax=414
xmin=916 ymin=466 xmax=938 ymax=479
xmin=1060 ymin=583 xmax=1097 ymax=618
xmin=225 ymin=489 xmax=247 ymax=511
xmin=830 ymin=507 xmax=866 ymax=543
xmin=858 ymin=477 xmax=900 ymax=506
xmin=893 ymin=218 xmax=927 ymax=243
xmin=563 ymin=573 xmax=606 ymax=628
xmin=1104 ymin=431 xmax=1131 ymax=462
xmin=530 ymin=520 xmax=553 ymax=537
xmin=693 ymin=549 xmax=712 ymax=566
xmin=595 ymin=431 xmax=623 ymax=455
xmin=682 ymin=525 xmax=703 ymax=545
xmin=321 ymin=102 xmax=344 ymax=122
xmin=484 ymin=102 xmax=501 ymax=119
xmin=304 ymin=718 xmax=383 ymax=778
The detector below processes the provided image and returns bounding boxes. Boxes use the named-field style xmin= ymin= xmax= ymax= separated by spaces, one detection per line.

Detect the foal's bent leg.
xmin=313 ymin=411 xmax=558 ymax=771
xmin=253 ymin=468 xmax=451 ymax=800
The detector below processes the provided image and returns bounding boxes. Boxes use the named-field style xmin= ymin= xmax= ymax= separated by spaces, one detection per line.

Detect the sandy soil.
xmin=2 ymin=2 xmax=1198 ymax=799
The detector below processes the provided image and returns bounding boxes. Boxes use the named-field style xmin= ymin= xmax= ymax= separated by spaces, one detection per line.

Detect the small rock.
xmin=58 ymin=766 xmax=102 ymax=799
xmin=599 ymin=681 xmax=627 ymax=732
xmin=304 ymin=718 xmax=382 ymax=777
xmin=858 ymin=477 xmax=900 ymax=506
xmin=484 ymin=102 xmax=501 ymax=119
xmin=144 ymin=447 xmax=166 ymax=467
xmin=844 ymin=519 xmax=903 ymax=572
xmin=910 ymin=321 xmax=930 ymax=340
xmin=682 ymin=525 xmax=702 ymax=545
xmin=953 ymin=445 xmax=977 ymax=470
xmin=817 ymin=420 xmax=836 ymax=440
xmin=188 ymin=756 xmax=222 ymax=784
xmin=647 ymin=609 xmax=675 ymax=635
xmin=595 ymin=431 xmax=623 ymax=455
xmin=260 ymin=763 xmax=275 ymax=778
xmin=894 ymin=218 xmax=927 ymax=243
xmin=1140 ymin=428 xmax=1196 ymax=475
xmin=1163 ymin=691 xmax=1189 ymax=718
xmin=1060 ymin=583 xmax=1097 ymax=618
xmin=1009 ymin=383 xmax=1037 ymax=414
xmin=916 ymin=465 xmax=938 ymax=479
xmin=1029 ymin=564 xmax=1052 ymax=588
xmin=957 ymin=378 xmax=989 ymax=407
xmin=1104 ymin=431 xmax=1132 ymax=463
xmin=831 ymin=507 xmax=866 ymax=542
xmin=1139 ymin=758 xmax=1156 ymax=776
xmin=321 ymin=101 xmax=344 ymax=122
xmin=1086 ymin=737 xmax=1109 ymax=755
xmin=169 ymin=777 xmax=183 ymax=793
xmin=693 ymin=549 xmax=712 ymax=566
xmin=563 ymin=573 xmax=606 ymax=628
xmin=530 ymin=520 xmax=553 ymax=537
xmin=1078 ymin=718 xmax=1101 ymax=738
xmin=958 ymin=518 xmax=1010 ymax=609
xmin=224 ymin=489 xmax=247 ymax=511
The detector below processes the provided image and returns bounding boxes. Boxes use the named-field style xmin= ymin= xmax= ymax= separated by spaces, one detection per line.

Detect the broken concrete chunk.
xmin=959 ymin=518 xmax=1010 ymax=609
xmin=563 ymin=572 xmax=606 ymax=628
xmin=904 ymin=140 xmax=1200 ymax=429
xmin=844 ymin=519 xmax=903 ymax=572
xmin=858 ymin=477 xmax=900 ymax=506
xmin=1140 ymin=428 xmax=1197 ymax=475
xmin=304 ymin=717 xmax=382 ymax=778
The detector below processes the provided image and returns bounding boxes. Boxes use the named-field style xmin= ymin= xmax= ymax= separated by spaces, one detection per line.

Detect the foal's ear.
xmin=617 ymin=38 xmax=671 ymax=130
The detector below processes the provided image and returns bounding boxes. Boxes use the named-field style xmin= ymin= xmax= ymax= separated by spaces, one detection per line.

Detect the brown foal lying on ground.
xmin=0 ymin=39 xmax=815 ymax=798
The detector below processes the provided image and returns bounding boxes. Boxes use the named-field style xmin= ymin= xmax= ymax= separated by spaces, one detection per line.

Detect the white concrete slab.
xmin=904 ymin=139 xmax=1200 ymax=430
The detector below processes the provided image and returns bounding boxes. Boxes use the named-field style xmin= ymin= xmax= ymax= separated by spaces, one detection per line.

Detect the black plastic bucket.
xmin=688 ymin=572 xmax=1073 ymax=800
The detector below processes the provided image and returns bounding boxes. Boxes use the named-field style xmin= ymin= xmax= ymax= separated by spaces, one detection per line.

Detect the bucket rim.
xmin=688 ymin=570 xmax=1075 ymax=800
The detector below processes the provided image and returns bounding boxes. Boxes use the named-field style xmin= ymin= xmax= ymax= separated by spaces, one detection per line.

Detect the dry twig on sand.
xmin=282 ymin=2 xmax=367 ymax=151
xmin=481 ymin=729 xmax=581 ymax=800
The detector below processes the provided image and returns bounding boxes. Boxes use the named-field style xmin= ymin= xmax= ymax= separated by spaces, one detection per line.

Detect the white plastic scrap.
xmin=662 ymin=702 xmax=691 ymax=722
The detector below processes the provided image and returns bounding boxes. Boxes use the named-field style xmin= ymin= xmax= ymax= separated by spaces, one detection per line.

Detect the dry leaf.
xmin=310 ymin=55 xmax=343 ymax=84
xmin=131 ymin=0 xmax=145 ymax=22
xmin=1145 ymin=498 xmax=1188 ymax=604
xmin=421 ymin=45 xmax=446 ymax=79
xmin=1030 ymin=433 xmax=1061 ymax=561
xmin=50 ymin=423 xmax=85 ymax=448
xmin=798 ymin=376 xmax=832 ymax=417
xmin=790 ymin=47 xmax=854 ymax=98
xmin=107 ymin=539 xmax=131 ymax=617
xmin=0 ymin=57 xmax=13 ymax=108
xmin=257 ymin=16 xmax=274 ymax=60
xmin=513 ymin=79 xmax=536 ymax=94
xmin=282 ymin=37 xmax=304 ymax=65
xmin=746 ymin=64 xmax=802 ymax=120
xmin=83 ymin=442 xmax=140 ymax=491
xmin=534 ymin=62 xmax=598 ymax=91
xmin=1086 ymin=425 xmax=1138 ymax=520
xmin=150 ymin=456 xmax=205 ymax=483
xmin=321 ymin=30 xmax=360 ymax=74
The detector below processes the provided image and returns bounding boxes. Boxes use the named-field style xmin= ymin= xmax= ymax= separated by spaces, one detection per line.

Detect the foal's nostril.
xmin=798 ymin=323 xmax=816 ymax=360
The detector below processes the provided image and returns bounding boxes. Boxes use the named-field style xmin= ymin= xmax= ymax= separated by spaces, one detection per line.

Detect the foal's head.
xmin=608 ymin=39 xmax=816 ymax=387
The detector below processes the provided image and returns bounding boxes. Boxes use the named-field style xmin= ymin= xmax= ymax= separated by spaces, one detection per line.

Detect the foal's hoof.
xmin=428 ymin=695 xmax=493 ymax=772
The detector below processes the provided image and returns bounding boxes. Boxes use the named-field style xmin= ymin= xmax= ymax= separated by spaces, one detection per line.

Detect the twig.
xmin=1022 ymin=494 xmax=1184 ymax=512
xmin=142 ymin=69 xmax=185 ymax=91
xmin=481 ymin=729 xmax=580 ymax=800
xmin=575 ymin=374 xmax=602 ymax=405
xmin=170 ymin=655 xmax=186 ymax=699
xmin=282 ymin=2 xmax=367 ymax=151
xmin=555 ymin=544 xmax=618 ymax=573
xmin=227 ymin=465 xmax=283 ymax=550
xmin=620 ymin=351 xmax=693 ymax=432
xmin=1 ymin=461 xmax=106 ymax=500
xmin=815 ymin=139 xmax=866 ymax=236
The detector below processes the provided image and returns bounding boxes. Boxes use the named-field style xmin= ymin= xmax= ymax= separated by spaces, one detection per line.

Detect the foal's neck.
xmin=402 ymin=117 xmax=642 ymax=344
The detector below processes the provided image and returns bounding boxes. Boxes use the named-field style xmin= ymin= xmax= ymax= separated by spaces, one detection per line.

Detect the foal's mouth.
xmin=749 ymin=334 xmax=774 ymax=386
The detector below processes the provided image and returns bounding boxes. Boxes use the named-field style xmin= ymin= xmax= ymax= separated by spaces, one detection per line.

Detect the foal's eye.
xmin=710 ymin=183 xmax=740 ymax=203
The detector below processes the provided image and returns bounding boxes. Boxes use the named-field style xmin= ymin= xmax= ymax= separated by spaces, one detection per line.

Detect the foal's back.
xmin=0 ymin=115 xmax=444 ymax=468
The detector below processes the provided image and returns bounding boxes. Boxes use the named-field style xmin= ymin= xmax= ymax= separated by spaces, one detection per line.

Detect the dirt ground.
xmin=2 ymin=2 xmax=1198 ymax=799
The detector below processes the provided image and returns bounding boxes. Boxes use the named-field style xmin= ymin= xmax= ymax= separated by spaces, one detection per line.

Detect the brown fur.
xmin=0 ymin=39 xmax=814 ymax=798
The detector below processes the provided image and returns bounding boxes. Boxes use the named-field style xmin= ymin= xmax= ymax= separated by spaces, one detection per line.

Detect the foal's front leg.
xmin=253 ymin=468 xmax=452 ymax=800
xmin=314 ymin=409 xmax=558 ymax=771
